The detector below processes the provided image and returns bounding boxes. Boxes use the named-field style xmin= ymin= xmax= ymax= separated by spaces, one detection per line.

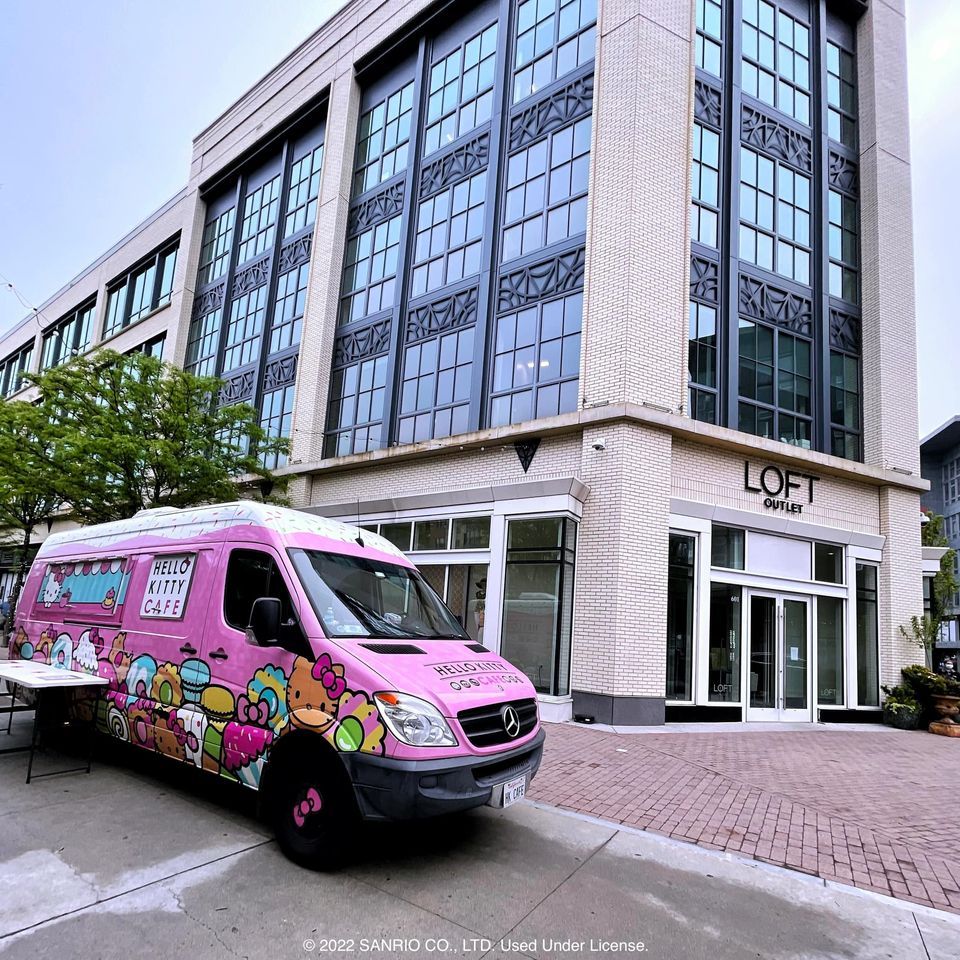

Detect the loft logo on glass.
xmin=744 ymin=461 xmax=820 ymax=515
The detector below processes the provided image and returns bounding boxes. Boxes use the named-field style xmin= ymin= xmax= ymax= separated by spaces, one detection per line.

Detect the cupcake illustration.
xmin=73 ymin=630 xmax=99 ymax=674
xmin=101 ymin=587 xmax=117 ymax=610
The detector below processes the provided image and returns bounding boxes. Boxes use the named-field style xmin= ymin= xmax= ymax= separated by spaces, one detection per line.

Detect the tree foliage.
xmin=920 ymin=509 xmax=958 ymax=624
xmin=22 ymin=350 xmax=286 ymax=525
xmin=0 ymin=398 xmax=65 ymax=607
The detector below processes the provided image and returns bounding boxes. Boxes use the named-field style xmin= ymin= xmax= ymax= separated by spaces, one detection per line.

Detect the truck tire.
xmin=267 ymin=751 xmax=358 ymax=869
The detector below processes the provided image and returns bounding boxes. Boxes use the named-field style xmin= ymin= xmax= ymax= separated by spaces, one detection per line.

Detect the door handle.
xmin=179 ymin=643 xmax=197 ymax=656
xmin=209 ymin=648 xmax=229 ymax=662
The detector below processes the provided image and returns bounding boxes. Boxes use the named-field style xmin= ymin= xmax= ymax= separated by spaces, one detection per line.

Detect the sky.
xmin=0 ymin=0 xmax=956 ymax=436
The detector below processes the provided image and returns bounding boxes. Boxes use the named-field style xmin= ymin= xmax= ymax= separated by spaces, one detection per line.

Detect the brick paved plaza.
xmin=529 ymin=722 xmax=960 ymax=915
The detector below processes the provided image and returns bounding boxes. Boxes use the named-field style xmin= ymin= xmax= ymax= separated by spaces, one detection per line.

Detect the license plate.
xmin=501 ymin=774 xmax=526 ymax=808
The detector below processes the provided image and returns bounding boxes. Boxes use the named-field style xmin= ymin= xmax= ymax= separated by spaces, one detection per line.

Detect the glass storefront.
xmin=709 ymin=583 xmax=742 ymax=702
xmin=500 ymin=517 xmax=577 ymax=696
xmin=856 ymin=563 xmax=879 ymax=706
xmin=666 ymin=533 xmax=696 ymax=700
xmin=817 ymin=596 xmax=844 ymax=705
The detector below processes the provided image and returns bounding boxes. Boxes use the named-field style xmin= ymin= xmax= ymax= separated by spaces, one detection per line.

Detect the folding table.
xmin=0 ymin=659 xmax=107 ymax=783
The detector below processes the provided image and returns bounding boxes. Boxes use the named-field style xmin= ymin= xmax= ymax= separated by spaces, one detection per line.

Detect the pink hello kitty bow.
xmin=293 ymin=788 xmax=322 ymax=827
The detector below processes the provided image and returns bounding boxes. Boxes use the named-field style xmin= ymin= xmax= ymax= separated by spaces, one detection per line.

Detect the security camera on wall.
xmin=591 ymin=438 xmax=606 ymax=451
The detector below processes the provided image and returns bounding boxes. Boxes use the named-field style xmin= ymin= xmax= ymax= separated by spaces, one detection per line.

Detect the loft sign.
xmin=744 ymin=461 xmax=820 ymax=515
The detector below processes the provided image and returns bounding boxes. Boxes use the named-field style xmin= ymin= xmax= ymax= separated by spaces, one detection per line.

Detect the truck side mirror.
xmin=248 ymin=597 xmax=282 ymax=646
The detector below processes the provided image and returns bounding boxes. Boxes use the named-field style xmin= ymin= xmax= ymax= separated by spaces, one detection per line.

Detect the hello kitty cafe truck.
xmin=10 ymin=502 xmax=544 ymax=866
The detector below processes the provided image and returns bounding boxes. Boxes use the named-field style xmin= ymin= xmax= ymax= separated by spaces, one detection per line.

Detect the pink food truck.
xmin=10 ymin=502 xmax=544 ymax=866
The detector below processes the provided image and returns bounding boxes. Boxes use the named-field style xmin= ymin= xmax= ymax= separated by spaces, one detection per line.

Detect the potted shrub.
xmin=881 ymin=683 xmax=921 ymax=730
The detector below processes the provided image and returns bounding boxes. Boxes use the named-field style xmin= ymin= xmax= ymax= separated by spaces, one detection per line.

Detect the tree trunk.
xmin=8 ymin=525 xmax=33 ymax=622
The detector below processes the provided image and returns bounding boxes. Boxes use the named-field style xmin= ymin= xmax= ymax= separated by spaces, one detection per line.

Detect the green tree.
xmin=0 ymin=398 xmax=66 ymax=612
xmin=28 ymin=350 xmax=286 ymax=525
xmin=921 ymin=509 xmax=958 ymax=620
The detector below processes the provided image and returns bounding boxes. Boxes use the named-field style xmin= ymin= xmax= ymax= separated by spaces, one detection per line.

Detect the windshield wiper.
xmin=338 ymin=592 xmax=426 ymax=638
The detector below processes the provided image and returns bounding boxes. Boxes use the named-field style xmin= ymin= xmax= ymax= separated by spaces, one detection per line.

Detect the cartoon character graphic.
xmin=287 ymin=654 xmax=346 ymax=732
xmin=101 ymin=587 xmax=116 ymax=611
xmin=33 ymin=627 xmax=55 ymax=663
xmin=153 ymin=714 xmax=187 ymax=762
xmin=169 ymin=708 xmax=207 ymax=769
xmin=128 ymin=698 xmax=155 ymax=749
xmin=10 ymin=626 xmax=29 ymax=660
xmin=42 ymin=565 xmax=67 ymax=607
xmin=99 ymin=632 xmax=131 ymax=691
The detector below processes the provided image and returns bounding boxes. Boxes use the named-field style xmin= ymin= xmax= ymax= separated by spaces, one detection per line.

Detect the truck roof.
xmin=35 ymin=501 xmax=406 ymax=561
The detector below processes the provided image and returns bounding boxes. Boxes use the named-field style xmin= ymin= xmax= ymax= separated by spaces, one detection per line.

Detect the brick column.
xmin=289 ymin=70 xmax=361 ymax=468
xmin=580 ymin=2 xmax=693 ymax=412
xmin=571 ymin=422 xmax=672 ymax=724
xmin=857 ymin=1 xmax=924 ymax=681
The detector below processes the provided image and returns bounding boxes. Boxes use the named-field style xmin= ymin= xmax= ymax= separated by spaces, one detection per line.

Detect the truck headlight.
xmin=374 ymin=692 xmax=458 ymax=747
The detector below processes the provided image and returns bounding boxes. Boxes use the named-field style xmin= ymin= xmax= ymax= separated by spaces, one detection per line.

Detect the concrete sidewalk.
xmin=1 ymin=712 xmax=959 ymax=960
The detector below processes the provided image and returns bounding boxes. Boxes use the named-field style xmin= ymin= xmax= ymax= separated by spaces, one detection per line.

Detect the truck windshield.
xmin=290 ymin=549 xmax=469 ymax=640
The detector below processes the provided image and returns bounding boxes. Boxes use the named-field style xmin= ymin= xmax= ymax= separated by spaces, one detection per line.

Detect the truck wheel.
xmin=268 ymin=754 xmax=357 ymax=869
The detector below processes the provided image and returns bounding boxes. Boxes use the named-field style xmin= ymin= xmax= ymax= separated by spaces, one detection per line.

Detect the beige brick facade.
xmin=0 ymin=0 xmax=926 ymax=723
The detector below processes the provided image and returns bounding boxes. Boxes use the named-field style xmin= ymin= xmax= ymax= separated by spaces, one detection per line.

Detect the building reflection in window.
xmin=709 ymin=583 xmax=741 ymax=702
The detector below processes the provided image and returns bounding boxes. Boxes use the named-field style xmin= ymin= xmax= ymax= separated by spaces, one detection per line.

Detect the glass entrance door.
xmin=746 ymin=592 xmax=811 ymax=721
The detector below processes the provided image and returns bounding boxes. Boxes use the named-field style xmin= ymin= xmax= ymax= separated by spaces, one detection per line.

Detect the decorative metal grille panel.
xmin=738 ymin=273 xmax=813 ymax=335
xmin=191 ymin=282 xmax=225 ymax=320
xmin=741 ymin=105 xmax=812 ymax=172
xmin=828 ymin=150 xmax=859 ymax=196
xmin=263 ymin=352 xmax=299 ymax=391
xmin=497 ymin=247 xmax=586 ymax=312
xmin=419 ymin=133 xmax=490 ymax=200
xmin=690 ymin=255 xmax=720 ymax=303
xmin=218 ymin=367 xmax=256 ymax=405
xmin=347 ymin=182 xmax=405 ymax=236
xmin=508 ymin=73 xmax=594 ymax=151
xmin=332 ymin=319 xmax=392 ymax=367
xmin=232 ymin=255 xmax=271 ymax=296
xmin=829 ymin=307 xmax=861 ymax=352
xmin=405 ymin=286 xmax=479 ymax=342
xmin=694 ymin=79 xmax=722 ymax=129
xmin=278 ymin=235 xmax=312 ymax=273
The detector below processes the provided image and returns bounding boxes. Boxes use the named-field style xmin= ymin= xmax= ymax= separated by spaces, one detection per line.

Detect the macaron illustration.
xmin=180 ymin=658 xmax=211 ymax=703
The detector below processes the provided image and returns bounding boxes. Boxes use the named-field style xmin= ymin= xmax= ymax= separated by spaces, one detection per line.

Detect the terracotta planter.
xmin=931 ymin=694 xmax=960 ymax=724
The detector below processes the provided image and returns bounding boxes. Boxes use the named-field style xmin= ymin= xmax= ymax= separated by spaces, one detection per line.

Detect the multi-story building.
xmin=0 ymin=0 xmax=926 ymax=723
xmin=920 ymin=418 xmax=960 ymax=671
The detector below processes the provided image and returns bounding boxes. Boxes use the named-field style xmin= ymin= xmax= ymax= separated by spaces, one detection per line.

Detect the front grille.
xmin=457 ymin=698 xmax=538 ymax=748
xmin=359 ymin=643 xmax=426 ymax=655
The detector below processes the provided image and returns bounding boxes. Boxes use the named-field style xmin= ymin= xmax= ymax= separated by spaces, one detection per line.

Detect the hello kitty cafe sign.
xmin=139 ymin=554 xmax=196 ymax=619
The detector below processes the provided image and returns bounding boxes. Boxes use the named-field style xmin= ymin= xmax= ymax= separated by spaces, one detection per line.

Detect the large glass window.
xmin=813 ymin=542 xmax=843 ymax=584
xmin=828 ymin=189 xmax=858 ymax=304
xmin=741 ymin=1 xmax=810 ymax=125
xmin=489 ymin=291 xmax=581 ymax=427
xmin=712 ymin=525 xmax=745 ymax=569
xmin=0 ymin=342 xmax=33 ymax=397
xmin=688 ymin=300 xmax=718 ymax=423
xmin=513 ymin=0 xmax=596 ymax=104
xmin=284 ymin=143 xmax=324 ymax=238
xmin=666 ymin=533 xmax=696 ymax=701
xmin=739 ymin=147 xmax=810 ymax=285
xmin=259 ymin=384 xmax=295 ymax=470
xmin=237 ymin=175 xmax=282 ymax=265
xmin=270 ymin=263 xmax=308 ymax=354
xmin=500 ymin=517 xmax=577 ymax=696
xmin=817 ymin=596 xmax=844 ymax=706
xmin=502 ymin=116 xmax=591 ymax=263
xmin=198 ymin=208 xmax=236 ymax=286
xmin=424 ymin=23 xmax=498 ymax=156
xmin=709 ymin=583 xmax=742 ymax=702
xmin=691 ymin=123 xmax=720 ymax=248
xmin=325 ymin=354 xmax=388 ymax=457
xmin=412 ymin=172 xmax=486 ymax=298
xmin=103 ymin=240 xmax=178 ymax=339
xmin=856 ymin=563 xmax=879 ymax=707
xmin=339 ymin=215 xmax=402 ymax=325
xmin=353 ymin=82 xmax=415 ymax=195
xmin=222 ymin=285 xmax=268 ymax=372
xmin=738 ymin=319 xmax=812 ymax=448
xmin=830 ymin=351 xmax=861 ymax=461
xmin=398 ymin=326 xmax=474 ymax=444
xmin=185 ymin=307 xmax=222 ymax=377
xmin=696 ymin=0 xmax=723 ymax=77
xmin=826 ymin=41 xmax=857 ymax=149
xmin=40 ymin=300 xmax=95 ymax=370
xmin=418 ymin=563 xmax=490 ymax=643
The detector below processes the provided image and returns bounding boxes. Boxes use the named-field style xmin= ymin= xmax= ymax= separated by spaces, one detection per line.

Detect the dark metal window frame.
xmin=0 ymin=341 xmax=34 ymax=397
xmin=690 ymin=0 xmax=863 ymax=461
xmin=40 ymin=298 xmax=96 ymax=371
xmin=102 ymin=237 xmax=180 ymax=341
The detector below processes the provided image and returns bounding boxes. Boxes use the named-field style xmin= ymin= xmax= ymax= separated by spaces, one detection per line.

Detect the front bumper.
xmin=339 ymin=727 xmax=546 ymax=821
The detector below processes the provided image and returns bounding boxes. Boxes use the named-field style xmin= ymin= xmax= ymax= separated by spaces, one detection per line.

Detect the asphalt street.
xmin=1 ymin=711 xmax=958 ymax=960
